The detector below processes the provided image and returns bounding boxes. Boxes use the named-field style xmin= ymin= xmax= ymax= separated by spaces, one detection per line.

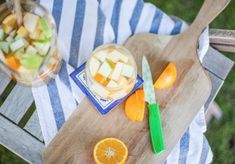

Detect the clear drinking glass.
xmin=0 ymin=0 xmax=61 ymax=86
xmin=85 ymin=44 xmax=137 ymax=101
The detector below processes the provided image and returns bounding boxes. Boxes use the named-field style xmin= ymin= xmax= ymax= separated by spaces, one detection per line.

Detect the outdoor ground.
xmin=0 ymin=0 xmax=235 ymax=164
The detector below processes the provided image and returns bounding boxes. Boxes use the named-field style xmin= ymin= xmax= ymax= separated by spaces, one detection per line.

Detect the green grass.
xmin=0 ymin=0 xmax=235 ymax=164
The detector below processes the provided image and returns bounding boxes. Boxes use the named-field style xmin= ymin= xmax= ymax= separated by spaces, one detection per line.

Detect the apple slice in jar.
xmin=10 ymin=38 xmax=26 ymax=52
xmin=38 ymin=18 xmax=52 ymax=39
xmin=23 ymin=13 xmax=39 ymax=33
xmin=0 ymin=49 xmax=6 ymax=63
xmin=0 ymin=29 xmax=4 ymax=41
xmin=97 ymin=61 xmax=112 ymax=78
xmin=106 ymin=49 xmax=128 ymax=63
xmin=110 ymin=62 xmax=123 ymax=81
xmin=107 ymin=80 xmax=119 ymax=88
xmin=121 ymin=63 xmax=134 ymax=78
xmin=33 ymin=41 xmax=50 ymax=56
xmin=0 ymin=41 xmax=9 ymax=54
xmin=94 ymin=50 xmax=108 ymax=62
xmin=20 ymin=54 xmax=43 ymax=70
xmin=25 ymin=45 xmax=37 ymax=55
xmin=3 ymin=14 xmax=17 ymax=27
xmin=17 ymin=26 xmax=29 ymax=38
xmin=89 ymin=57 xmax=100 ymax=76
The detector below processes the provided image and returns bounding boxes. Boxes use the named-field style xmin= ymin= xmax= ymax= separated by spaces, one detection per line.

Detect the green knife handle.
xmin=148 ymin=103 xmax=165 ymax=154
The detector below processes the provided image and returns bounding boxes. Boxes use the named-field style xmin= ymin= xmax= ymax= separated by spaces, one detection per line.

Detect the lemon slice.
xmin=93 ymin=138 xmax=128 ymax=164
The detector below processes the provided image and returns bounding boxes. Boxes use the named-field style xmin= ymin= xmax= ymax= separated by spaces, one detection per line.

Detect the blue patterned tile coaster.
xmin=70 ymin=63 xmax=143 ymax=115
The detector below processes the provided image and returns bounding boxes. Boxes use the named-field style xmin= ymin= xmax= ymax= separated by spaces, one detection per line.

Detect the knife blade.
xmin=142 ymin=56 xmax=165 ymax=154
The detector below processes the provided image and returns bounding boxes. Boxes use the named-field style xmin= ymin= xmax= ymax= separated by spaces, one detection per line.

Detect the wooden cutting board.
xmin=43 ymin=0 xmax=230 ymax=163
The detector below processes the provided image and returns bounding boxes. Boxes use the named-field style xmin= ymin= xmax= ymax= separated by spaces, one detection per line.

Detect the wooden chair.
xmin=0 ymin=29 xmax=234 ymax=163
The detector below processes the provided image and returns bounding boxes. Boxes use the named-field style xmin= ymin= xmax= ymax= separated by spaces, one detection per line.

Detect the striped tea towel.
xmin=32 ymin=0 xmax=213 ymax=163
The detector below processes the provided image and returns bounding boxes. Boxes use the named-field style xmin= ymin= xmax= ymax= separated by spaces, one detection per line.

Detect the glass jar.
xmin=85 ymin=44 xmax=137 ymax=101
xmin=0 ymin=0 xmax=61 ymax=86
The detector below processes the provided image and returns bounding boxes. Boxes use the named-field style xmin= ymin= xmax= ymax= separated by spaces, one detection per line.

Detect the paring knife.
xmin=142 ymin=56 xmax=165 ymax=154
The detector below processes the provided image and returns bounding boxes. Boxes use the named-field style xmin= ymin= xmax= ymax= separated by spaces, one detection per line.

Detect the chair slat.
xmin=24 ymin=111 xmax=44 ymax=142
xmin=204 ymin=70 xmax=224 ymax=111
xmin=0 ymin=69 xmax=11 ymax=95
xmin=0 ymin=115 xmax=44 ymax=164
xmin=209 ymin=29 xmax=235 ymax=46
xmin=203 ymin=47 xmax=234 ymax=80
xmin=0 ymin=84 xmax=33 ymax=124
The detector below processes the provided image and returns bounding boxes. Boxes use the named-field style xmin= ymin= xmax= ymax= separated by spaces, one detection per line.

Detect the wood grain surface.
xmin=43 ymin=0 xmax=230 ymax=163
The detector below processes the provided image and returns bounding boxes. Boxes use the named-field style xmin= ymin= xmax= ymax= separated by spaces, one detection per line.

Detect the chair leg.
xmin=206 ymin=101 xmax=223 ymax=123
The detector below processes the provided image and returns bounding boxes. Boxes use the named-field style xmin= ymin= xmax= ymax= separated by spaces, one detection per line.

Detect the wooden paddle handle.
xmin=190 ymin=0 xmax=230 ymax=36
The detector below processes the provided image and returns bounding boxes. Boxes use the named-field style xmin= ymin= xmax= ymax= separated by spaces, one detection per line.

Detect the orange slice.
xmin=93 ymin=138 xmax=128 ymax=164
xmin=94 ymin=73 xmax=109 ymax=86
xmin=125 ymin=89 xmax=145 ymax=122
xmin=154 ymin=62 xmax=177 ymax=89
xmin=6 ymin=56 xmax=20 ymax=71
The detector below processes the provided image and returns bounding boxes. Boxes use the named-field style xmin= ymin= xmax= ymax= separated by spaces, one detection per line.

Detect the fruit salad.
xmin=86 ymin=44 xmax=137 ymax=100
xmin=0 ymin=5 xmax=59 ymax=86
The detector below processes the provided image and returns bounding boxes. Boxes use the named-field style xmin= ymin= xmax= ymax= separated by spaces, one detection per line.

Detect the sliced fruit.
xmin=121 ymin=63 xmax=134 ymax=78
xmin=33 ymin=41 xmax=50 ymax=56
xmin=107 ymin=60 xmax=115 ymax=69
xmin=0 ymin=29 xmax=4 ymax=40
xmin=3 ymin=14 xmax=17 ymax=26
xmin=14 ymin=35 xmax=21 ymax=41
xmin=154 ymin=62 xmax=177 ymax=89
xmin=94 ymin=73 xmax=109 ymax=86
xmin=6 ymin=56 xmax=20 ymax=70
xmin=107 ymin=49 xmax=128 ymax=63
xmin=89 ymin=57 xmax=101 ymax=76
xmin=23 ymin=13 xmax=39 ymax=33
xmin=3 ymin=24 xmax=13 ymax=34
xmin=90 ymin=83 xmax=110 ymax=98
xmin=117 ymin=76 xmax=128 ymax=86
xmin=38 ymin=18 xmax=52 ymax=39
xmin=10 ymin=38 xmax=26 ymax=52
xmin=107 ymin=80 xmax=119 ymax=88
xmin=6 ymin=35 xmax=14 ymax=43
xmin=0 ymin=41 xmax=9 ymax=53
xmin=94 ymin=50 xmax=107 ymax=62
xmin=14 ymin=50 xmax=24 ymax=59
xmin=25 ymin=45 xmax=37 ymax=55
xmin=0 ymin=49 xmax=6 ymax=63
xmin=20 ymin=54 xmax=43 ymax=69
xmin=9 ymin=30 xmax=16 ymax=37
xmin=17 ymin=26 xmax=29 ymax=38
xmin=110 ymin=62 xmax=123 ymax=81
xmin=97 ymin=61 xmax=112 ymax=78
xmin=29 ymin=28 xmax=41 ymax=40
xmin=125 ymin=89 xmax=145 ymax=122
xmin=93 ymin=138 xmax=128 ymax=164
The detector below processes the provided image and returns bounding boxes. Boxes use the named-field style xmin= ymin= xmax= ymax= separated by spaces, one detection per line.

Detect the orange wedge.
xmin=125 ymin=89 xmax=145 ymax=122
xmin=93 ymin=138 xmax=128 ymax=164
xmin=154 ymin=62 xmax=177 ymax=89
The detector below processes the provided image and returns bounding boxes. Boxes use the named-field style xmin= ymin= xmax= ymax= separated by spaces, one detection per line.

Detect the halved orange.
xmin=93 ymin=138 xmax=128 ymax=164
xmin=154 ymin=62 xmax=177 ymax=89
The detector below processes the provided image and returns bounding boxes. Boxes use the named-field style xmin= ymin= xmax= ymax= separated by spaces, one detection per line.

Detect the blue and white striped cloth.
xmin=32 ymin=0 xmax=213 ymax=163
